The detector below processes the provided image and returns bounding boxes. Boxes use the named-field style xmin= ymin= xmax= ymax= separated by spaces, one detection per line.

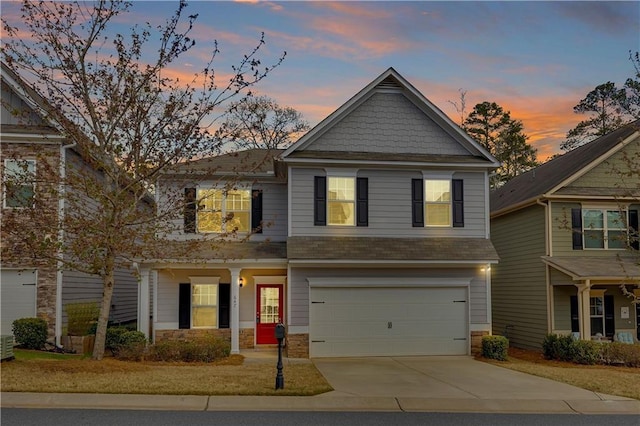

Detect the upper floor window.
xmin=425 ymin=180 xmax=451 ymax=227
xmin=314 ymin=175 xmax=368 ymax=227
xmin=3 ymin=159 xmax=36 ymax=208
xmin=412 ymin=178 xmax=464 ymax=228
xmin=197 ymin=188 xmax=251 ymax=233
xmin=583 ymin=209 xmax=626 ymax=249
xmin=328 ymin=177 xmax=355 ymax=226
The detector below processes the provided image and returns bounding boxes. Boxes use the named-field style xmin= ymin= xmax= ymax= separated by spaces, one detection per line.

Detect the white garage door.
xmin=1 ymin=270 xmax=37 ymax=336
xmin=310 ymin=286 xmax=468 ymax=357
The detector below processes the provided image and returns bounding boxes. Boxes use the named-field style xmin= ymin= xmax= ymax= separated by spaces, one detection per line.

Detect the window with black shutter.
xmin=314 ymin=176 xmax=327 ymax=226
xmin=251 ymin=190 xmax=263 ymax=233
xmin=184 ymin=188 xmax=197 ymax=233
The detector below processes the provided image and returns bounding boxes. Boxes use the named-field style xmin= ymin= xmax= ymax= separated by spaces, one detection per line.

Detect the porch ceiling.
xmin=542 ymin=255 xmax=640 ymax=281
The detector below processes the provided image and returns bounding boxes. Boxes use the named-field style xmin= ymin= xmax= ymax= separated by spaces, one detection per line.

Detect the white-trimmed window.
xmin=197 ymin=188 xmax=250 ymax=233
xmin=583 ymin=209 xmax=627 ymax=249
xmin=3 ymin=159 xmax=36 ymax=208
xmin=328 ymin=177 xmax=355 ymax=226
xmin=425 ymin=179 xmax=451 ymax=227
xmin=589 ymin=290 xmax=606 ymax=336
xmin=191 ymin=283 xmax=218 ymax=328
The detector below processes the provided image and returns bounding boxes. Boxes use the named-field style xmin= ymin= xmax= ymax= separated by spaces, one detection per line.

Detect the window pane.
xmin=583 ymin=210 xmax=603 ymax=229
xmin=4 ymin=159 xmax=35 ymax=207
xmin=198 ymin=189 xmax=223 ymax=210
xmin=192 ymin=284 xmax=217 ymax=328
xmin=608 ymin=230 xmax=627 ymax=249
xmin=328 ymin=177 xmax=354 ymax=201
xmin=426 ymin=204 xmax=451 ymax=226
xmin=226 ymin=190 xmax=250 ymax=210
xmin=198 ymin=211 xmax=222 ymax=232
xmin=328 ymin=201 xmax=354 ymax=225
xmin=584 ymin=230 xmax=604 ymax=248
xmin=425 ymin=180 xmax=450 ymax=202
xmin=227 ymin=211 xmax=250 ymax=232
xmin=606 ymin=210 xmax=625 ymax=230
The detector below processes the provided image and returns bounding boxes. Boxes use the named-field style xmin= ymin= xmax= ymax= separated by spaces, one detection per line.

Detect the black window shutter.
xmin=178 ymin=283 xmax=191 ymax=329
xmin=218 ymin=283 xmax=230 ymax=329
xmin=356 ymin=177 xmax=368 ymax=227
xmin=184 ymin=188 xmax=197 ymax=233
xmin=452 ymin=179 xmax=464 ymax=227
xmin=314 ymin=176 xmax=326 ymax=226
xmin=251 ymin=190 xmax=263 ymax=233
xmin=570 ymin=295 xmax=579 ymax=333
xmin=411 ymin=179 xmax=424 ymax=227
xmin=629 ymin=209 xmax=639 ymax=250
xmin=604 ymin=295 xmax=615 ymax=338
xmin=571 ymin=208 xmax=583 ymax=250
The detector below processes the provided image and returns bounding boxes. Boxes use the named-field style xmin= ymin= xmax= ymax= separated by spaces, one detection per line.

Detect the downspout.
xmin=56 ymin=142 xmax=76 ymax=347
xmin=536 ymin=198 xmax=554 ymax=335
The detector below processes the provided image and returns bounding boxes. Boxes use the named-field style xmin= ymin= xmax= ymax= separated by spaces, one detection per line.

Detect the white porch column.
xmin=576 ymin=281 xmax=591 ymax=340
xmin=137 ymin=267 xmax=150 ymax=338
xmin=229 ymin=268 xmax=241 ymax=354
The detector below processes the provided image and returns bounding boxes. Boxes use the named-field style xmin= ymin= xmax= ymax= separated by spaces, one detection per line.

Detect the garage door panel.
xmin=310 ymin=286 xmax=468 ymax=357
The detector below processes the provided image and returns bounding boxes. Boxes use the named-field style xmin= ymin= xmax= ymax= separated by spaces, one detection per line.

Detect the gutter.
xmin=55 ymin=141 xmax=76 ymax=347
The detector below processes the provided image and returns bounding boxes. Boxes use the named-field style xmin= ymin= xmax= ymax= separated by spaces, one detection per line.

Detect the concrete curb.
xmin=2 ymin=392 xmax=639 ymax=414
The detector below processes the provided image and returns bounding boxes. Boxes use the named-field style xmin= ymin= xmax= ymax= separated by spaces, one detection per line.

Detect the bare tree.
xmin=215 ymin=95 xmax=309 ymax=150
xmin=1 ymin=0 xmax=284 ymax=359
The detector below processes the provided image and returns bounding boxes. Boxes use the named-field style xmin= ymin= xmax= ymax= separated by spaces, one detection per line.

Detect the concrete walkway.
xmin=2 ymin=352 xmax=639 ymax=414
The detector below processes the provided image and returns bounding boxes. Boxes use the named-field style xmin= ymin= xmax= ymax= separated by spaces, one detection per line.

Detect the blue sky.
xmin=2 ymin=1 xmax=639 ymax=158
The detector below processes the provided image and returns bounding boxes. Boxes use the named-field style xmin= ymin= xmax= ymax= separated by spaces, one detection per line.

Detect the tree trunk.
xmin=92 ymin=254 xmax=115 ymax=360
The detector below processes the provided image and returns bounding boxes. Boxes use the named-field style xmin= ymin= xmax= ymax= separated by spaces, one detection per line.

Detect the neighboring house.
xmin=140 ymin=67 xmax=500 ymax=358
xmin=490 ymin=120 xmax=640 ymax=349
xmin=0 ymin=63 xmax=139 ymax=344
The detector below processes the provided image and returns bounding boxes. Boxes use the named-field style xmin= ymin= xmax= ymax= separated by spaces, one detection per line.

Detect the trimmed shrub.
xmin=108 ymin=329 xmax=147 ymax=360
xmin=542 ymin=334 xmax=575 ymax=361
xmin=65 ymin=302 xmax=99 ymax=335
xmin=481 ymin=335 xmax=509 ymax=361
xmin=12 ymin=317 xmax=48 ymax=350
xmin=570 ymin=340 xmax=601 ymax=365
xmin=601 ymin=342 xmax=640 ymax=367
xmin=147 ymin=335 xmax=231 ymax=362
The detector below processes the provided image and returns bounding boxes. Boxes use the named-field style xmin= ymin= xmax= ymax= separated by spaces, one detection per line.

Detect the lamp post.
xmin=275 ymin=323 xmax=285 ymax=390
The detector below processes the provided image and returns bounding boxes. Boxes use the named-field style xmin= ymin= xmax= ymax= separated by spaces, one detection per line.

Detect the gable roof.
xmin=491 ymin=120 xmax=640 ymax=216
xmin=280 ymin=67 xmax=499 ymax=167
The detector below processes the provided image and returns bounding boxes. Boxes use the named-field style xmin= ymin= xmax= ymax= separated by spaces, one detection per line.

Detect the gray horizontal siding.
xmin=491 ymin=204 xmax=549 ymax=349
xmin=61 ymin=267 xmax=137 ymax=327
xmin=290 ymin=167 xmax=487 ymax=238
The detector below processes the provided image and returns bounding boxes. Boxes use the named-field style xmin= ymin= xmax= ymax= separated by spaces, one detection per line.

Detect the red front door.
xmin=256 ymin=284 xmax=283 ymax=344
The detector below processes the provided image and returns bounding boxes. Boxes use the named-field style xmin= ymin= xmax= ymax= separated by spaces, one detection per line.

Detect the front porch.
xmin=545 ymin=256 xmax=640 ymax=342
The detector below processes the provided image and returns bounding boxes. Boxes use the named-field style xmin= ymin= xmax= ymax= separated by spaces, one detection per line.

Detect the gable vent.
xmin=376 ymin=76 xmax=402 ymax=91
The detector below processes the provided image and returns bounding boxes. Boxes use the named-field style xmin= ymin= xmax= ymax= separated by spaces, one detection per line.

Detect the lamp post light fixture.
xmin=238 ymin=277 xmax=244 ymax=288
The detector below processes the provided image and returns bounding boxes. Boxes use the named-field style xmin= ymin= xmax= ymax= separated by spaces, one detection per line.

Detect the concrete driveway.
xmin=312 ymin=356 xmax=620 ymax=400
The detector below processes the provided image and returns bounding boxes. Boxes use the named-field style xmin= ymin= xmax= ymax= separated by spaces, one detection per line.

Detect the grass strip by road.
xmin=1 ymin=350 xmax=333 ymax=396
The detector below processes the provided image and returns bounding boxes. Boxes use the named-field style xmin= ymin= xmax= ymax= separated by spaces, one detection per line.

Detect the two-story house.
xmin=490 ymin=120 xmax=640 ymax=349
xmin=140 ymin=68 xmax=500 ymax=358
xmin=1 ymin=63 xmax=139 ymax=344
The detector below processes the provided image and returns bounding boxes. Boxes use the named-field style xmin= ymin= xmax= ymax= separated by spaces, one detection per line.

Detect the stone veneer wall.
xmin=471 ymin=330 xmax=489 ymax=355
xmin=155 ymin=328 xmax=231 ymax=342
xmin=285 ymin=333 xmax=309 ymax=358
xmin=239 ymin=328 xmax=254 ymax=349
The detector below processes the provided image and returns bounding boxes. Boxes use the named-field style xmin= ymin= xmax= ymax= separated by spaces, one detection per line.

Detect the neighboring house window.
xmin=582 ymin=209 xmax=627 ymax=249
xmin=314 ymin=176 xmax=368 ymax=227
xmin=191 ymin=284 xmax=218 ymax=328
xmin=196 ymin=188 xmax=251 ymax=233
xmin=570 ymin=293 xmax=614 ymax=338
xmin=3 ymin=159 xmax=35 ymax=208
xmin=590 ymin=295 xmax=604 ymax=336
xmin=412 ymin=178 xmax=464 ymax=227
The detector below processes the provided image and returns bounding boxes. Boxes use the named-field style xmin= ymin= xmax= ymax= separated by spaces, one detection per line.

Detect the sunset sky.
xmin=2 ymin=1 xmax=639 ymax=159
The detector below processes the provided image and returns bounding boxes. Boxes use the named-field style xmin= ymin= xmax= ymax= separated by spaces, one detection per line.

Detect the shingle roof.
xmin=142 ymin=240 xmax=287 ymax=263
xmin=287 ymin=236 xmax=499 ymax=262
xmin=166 ymin=148 xmax=283 ymax=176
xmin=491 ymin=120 xmax=640 ymax=214
xmin=542 ymin=256 xmax=640 ymax=281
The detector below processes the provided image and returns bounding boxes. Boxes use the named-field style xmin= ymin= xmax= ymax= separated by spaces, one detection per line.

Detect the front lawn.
xmin=1 ymin=350 xmax=332 ymax=396
xmin=481 ymin=347 xmax=640 ymax=400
